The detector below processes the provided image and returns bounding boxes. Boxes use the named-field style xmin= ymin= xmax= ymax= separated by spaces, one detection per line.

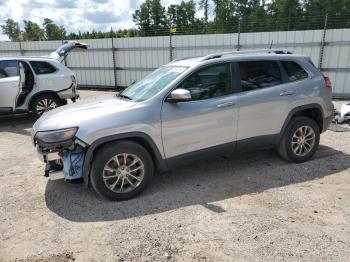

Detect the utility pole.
xmin=318 ymin=13 xmax=328 ymax=69
xmin=111 ymin=27 xmax=118 ymax=89
xmin=237 ymin=18 xmax=241 ymax=51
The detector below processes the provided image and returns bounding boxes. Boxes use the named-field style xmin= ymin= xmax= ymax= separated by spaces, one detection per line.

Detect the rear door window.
xmin=29 ymin=61 xmax=56 ymax=75
xmin=0 ymin=60 xmax=19 ymax=79
xmin=281 ymin=61 xmax=308 ymax=81
xmin=238 ymin=61 xmax=282 ymax=92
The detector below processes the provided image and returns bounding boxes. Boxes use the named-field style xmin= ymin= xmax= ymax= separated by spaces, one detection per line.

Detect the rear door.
xmin=234 ymin=60 xmax=298 ymax=147
xmin=29 ymin=60 xmax=57 ymax=90
xmin=0 ymin=60 xmax=20 ymax=111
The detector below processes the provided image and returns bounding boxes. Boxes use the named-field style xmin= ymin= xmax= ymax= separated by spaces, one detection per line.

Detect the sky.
xmin=0 ymin=0 xmax=193 ymax=41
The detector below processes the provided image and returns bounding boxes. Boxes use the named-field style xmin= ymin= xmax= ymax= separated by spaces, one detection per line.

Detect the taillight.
xmin=324 ymin=76 xmax=332 ymax=88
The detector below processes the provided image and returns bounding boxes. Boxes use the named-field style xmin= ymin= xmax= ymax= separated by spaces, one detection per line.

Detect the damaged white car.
xmin=0 ymin=41 xmax=87 ymax=117
xmin=334 ymin=102 xmax=350 ymax=124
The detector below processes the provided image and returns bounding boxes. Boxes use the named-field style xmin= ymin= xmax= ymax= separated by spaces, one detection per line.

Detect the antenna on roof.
xmin=269 ymin=40 xmax=274 ymax=49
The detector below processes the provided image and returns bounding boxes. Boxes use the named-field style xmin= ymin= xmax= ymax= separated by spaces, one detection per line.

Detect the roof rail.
xmin=200 ymin=49 xmax=293 ymax=61
xmin=172 ymin=55 xmax=202 ymax=62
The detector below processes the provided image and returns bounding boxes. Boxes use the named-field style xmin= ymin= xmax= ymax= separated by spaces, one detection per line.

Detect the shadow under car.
xmin=44 ymin=145 xmax=349 ymax=222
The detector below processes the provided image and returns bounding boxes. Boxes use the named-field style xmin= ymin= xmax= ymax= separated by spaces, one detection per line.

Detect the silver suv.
xmin=32 ymin=50 xmax=334 ymax=200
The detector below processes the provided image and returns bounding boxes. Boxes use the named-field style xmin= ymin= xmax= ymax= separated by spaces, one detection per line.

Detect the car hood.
xmin=33 ymin=95 xmax=137 ymax=132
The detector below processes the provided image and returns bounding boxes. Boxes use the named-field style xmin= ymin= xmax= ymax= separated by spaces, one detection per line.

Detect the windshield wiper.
xmin=117 ymin=93 xmax=132 ymax=100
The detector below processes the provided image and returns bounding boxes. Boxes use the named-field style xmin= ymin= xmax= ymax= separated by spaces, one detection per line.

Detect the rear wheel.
xmin=30 ymin=94 xmax=61 ymax=117
xmin=278 ymin=116 xmax=320 ymax=163
xmin=90 ymin=141 xmax=154 ymax=201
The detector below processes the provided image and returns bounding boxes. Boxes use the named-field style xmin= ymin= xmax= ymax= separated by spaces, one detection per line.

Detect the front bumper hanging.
xmin=36 ymin=139 xmax=87 ymax=181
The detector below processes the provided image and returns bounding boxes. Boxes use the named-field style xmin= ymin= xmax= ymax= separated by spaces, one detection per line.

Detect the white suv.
xmin=0 ymin=41 xmax=87 ymax=117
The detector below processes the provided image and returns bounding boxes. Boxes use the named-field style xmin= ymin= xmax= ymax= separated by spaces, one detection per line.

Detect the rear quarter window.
xmin=29 ymin=61 xmax=56 ymax=75
xmin=281 ymin=61 xmax=308 ymax=81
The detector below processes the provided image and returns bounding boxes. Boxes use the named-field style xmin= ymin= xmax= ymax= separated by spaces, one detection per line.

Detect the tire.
xmin=30 ymin=94 xmax=61 ymax=117
xmin=90 ymin=140 xmax=154 ymax=201
xmin=278 ymin=116 xmax=320 ymax=163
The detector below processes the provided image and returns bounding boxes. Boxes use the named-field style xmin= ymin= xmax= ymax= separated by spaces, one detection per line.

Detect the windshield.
xmin=120 ymin=66 xmax=187 ymax=101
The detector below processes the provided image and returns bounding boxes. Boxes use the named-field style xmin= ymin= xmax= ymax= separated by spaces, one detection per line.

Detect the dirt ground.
xmin=0 ymin=90 xmax=349 ymax=262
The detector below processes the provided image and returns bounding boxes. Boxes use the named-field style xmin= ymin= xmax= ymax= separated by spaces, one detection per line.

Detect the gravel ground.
xmin=0 ymin=90 xmax=349 ymax=261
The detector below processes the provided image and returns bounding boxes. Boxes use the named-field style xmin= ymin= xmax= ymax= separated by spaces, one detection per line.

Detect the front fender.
xmin=82 ymin=132 xmax=167 ymax=187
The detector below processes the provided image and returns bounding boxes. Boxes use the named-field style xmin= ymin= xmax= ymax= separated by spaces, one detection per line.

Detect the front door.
xmin=161 ymin=62 xmax=238 ymax=159
xmin=0 ymin=60 xmax=20 ymax=111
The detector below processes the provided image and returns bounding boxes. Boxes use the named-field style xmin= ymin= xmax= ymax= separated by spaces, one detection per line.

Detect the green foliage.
xmin=43 ymin=18 xmax=66 ymax=40
xmin=168 ymin=1 xmax=198 ymax=31
xmin=23 ymin=20 xmax=45 ymax=41
xmin=1 ymin=19 xmax=22 ymax=41
xmin=132 ymin=0 xmax=168 ymax=36
xmin=198 ymin=0 xmax=210 ymax=23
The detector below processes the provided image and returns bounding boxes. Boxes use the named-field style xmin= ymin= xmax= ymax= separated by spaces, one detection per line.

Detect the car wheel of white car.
xmin=30 ymin=94 xmax=61 ymax=117
xmin=90 ymin=140 xmax=154 ymax=201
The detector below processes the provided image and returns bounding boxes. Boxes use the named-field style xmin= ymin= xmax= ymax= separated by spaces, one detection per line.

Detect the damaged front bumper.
xmin=34 ymin=136 xmax=87 ymax=181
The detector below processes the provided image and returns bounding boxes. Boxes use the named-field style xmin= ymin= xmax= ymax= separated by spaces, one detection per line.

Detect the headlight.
xmin=35 ymin=127 xmax=78 ymax=143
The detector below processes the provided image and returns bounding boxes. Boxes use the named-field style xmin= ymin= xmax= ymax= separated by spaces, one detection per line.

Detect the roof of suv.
xmin=168 ymin=49 xmax=310 ymax=68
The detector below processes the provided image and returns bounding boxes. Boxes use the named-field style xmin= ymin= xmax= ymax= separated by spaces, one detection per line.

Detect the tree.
xmin=133 ymin=0 xmax=167 ymax=36
xmin=199 ymin=0 xmax=210 ymax=24
xmin=23 ymin=20 xmax=45 ymax=41
xmin=246 ymin=1 xmax=269 ymax=32
xmin=167 ymin=0 xmax=197 ymax=32
xmin=43 ymin=18 xmax=66 ymax=40
xmin=1 ymin=18 xmax=22 ymax=41
xmin=213 ymin=0 xmax=237 ymax=32
xmin=303 ymin=0 xmax=350 ymax=16
xmin=268 ymin=0 xmax=303 ymax=30
xmin=303 ymin=0 xmax=350 ymax=29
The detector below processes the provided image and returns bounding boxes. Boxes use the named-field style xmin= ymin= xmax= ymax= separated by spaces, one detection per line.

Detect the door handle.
xmin=280 ymin=90 xmax=295 ymax=96
xmin=217 ymin=101 xmax=235 ymax=108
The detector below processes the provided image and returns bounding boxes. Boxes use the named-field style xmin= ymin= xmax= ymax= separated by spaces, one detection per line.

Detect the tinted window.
xmin=239 ymin=61 xmax=281 ymax=91
xmin=282 ymin=61 xmax=308 ymax=81
xmin=29 ymin=61 xmax=56 ymax=74
xmin=177 ymin=63 xmax=232 ymax=101
xmin=0 ymin=60 xmax=19 ymax=79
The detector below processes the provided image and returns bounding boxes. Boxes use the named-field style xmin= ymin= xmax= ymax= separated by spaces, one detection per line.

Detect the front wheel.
xmin=30 ymin=94 xmax=61 ymax=117
xmin=90 ymin=141 xmax=154 ymax=201
xmin=278 ymin=116 xmax=320 ymax=163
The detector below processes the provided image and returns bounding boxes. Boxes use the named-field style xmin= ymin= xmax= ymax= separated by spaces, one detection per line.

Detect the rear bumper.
xmin=57 ymin=83 xmax=79 ymax=101
xmin=323 ymin=115 xmax=333 ymax=132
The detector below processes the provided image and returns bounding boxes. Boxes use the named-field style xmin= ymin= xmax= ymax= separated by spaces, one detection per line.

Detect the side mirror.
xmin=166 ymin=88 xmax=191 ymax=103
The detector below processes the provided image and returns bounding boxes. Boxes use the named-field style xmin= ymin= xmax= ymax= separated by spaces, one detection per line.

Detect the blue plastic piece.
xmin=63 ymin=149 xmax=85 ymax=180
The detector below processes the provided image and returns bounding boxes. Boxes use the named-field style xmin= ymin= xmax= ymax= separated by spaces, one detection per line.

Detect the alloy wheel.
xmin=291 ymin=125 xmax=316 ymax=156
xmin=102 ymin=153 xmax=145 ymax=193
xmin=36 ymin=98 xmax=58 ymax=115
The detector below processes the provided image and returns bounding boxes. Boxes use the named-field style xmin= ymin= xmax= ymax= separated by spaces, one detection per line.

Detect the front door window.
xmin=177 ymin=63 xmax=232 ymax=101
